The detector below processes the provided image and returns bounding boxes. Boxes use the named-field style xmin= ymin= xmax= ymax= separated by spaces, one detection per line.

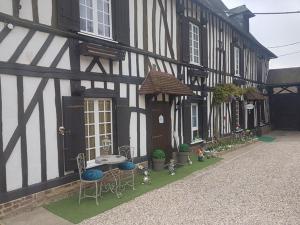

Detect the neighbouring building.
xmin=0 ymin=0 xmax=275 ymax=214
xmin=267 ymin=67 xmax=300 ymax=131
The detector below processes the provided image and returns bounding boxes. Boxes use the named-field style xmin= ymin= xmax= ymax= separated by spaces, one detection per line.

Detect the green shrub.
xmin=152 ymin=149 xmax=166 ymax=159
xmin=179 ymin=143 xmax=190 ymax=152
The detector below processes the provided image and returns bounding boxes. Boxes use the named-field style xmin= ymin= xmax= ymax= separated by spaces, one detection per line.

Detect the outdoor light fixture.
xmin=7 ymin=23 xmax=14 ymax=30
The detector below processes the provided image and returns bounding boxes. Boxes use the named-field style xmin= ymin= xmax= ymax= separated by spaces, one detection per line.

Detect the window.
xmin=80 ymin=0 xmax=112 ymax=39
xmin=234 ymin=47 xmax=240 ymax=76
xmin=84 ymin=99 xmax=113 ymax=163
xmin=191 ymin=103 xmax=199 ymax=141
xmin=189 ymin=22 xmax=200 ymax=65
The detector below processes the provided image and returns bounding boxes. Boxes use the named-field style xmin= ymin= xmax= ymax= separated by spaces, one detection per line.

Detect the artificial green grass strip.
xmin=257 ymin=135 xmax=275 ymax=142
xmin=44 ymin=157 xmax=221 ymax=224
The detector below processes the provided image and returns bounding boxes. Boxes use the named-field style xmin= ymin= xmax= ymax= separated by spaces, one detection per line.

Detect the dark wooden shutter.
xmin=200 ymin=101 xmax=208 ymax=139
xmin=230 ymin=43 xmax=234 ymax=75
xmin=116 ymin=98 xmax=131 ymax=146
xmin=57 ymin=0 xmax=80 ymax=32
xmin=261 ymin=101 xmax=265 ymax=122
xmin=62 ymin=96 xmax=85 ymax=171
xmin=240 ymin=47 xmax=244 ymax=77
xmin=112 ymin=0 xmax=130 ymax=45
xmin=182 ymin=100 xmax=191 ymax=143
xmin=201 ymin=24 xmax=208 ymax=67
xmin=181 ymin=17 xmax=190 ymax=63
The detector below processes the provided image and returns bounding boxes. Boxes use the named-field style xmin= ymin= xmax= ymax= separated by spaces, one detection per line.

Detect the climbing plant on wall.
xmin=212 ymin=84 xmax=244 ymax=105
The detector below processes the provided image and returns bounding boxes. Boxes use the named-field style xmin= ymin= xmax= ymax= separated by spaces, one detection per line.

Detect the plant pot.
xmin=152 ymin=158 xmax=165 ymax=171
xmin=178 ymin=152 xmax=190 ymax=164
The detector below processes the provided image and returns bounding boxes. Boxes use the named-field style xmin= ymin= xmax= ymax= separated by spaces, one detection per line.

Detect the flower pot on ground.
xmin=178 ymin=144 xmax=190 ymax=164
xmin=152 ymin=149 xmax=166 ymax=171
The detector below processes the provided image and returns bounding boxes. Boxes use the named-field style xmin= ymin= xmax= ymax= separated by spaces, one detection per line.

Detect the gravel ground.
xmin=81 ymin=131 xmax=300 ymax=225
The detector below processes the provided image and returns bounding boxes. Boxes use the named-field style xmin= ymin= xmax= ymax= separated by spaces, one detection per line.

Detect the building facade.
xmin=0 ymin=0 xmax=275 ymax=206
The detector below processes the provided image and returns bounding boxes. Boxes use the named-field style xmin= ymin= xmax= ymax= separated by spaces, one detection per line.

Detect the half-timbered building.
xmin=0 ymin=0 xmax=275 ymax=211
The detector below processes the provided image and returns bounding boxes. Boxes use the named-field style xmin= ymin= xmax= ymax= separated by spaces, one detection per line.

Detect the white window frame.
xmin=79 ymin=0 xmax=113 ymax=40
xmin=84 ymin=98 xmax=113 ymax=165
xmin=189 ymin=22 xmax=201 ymax=65
xmin=234 ymin=46 xmax=240 ymax=76
xmin=191 ymin=103 xmax=199 ymax=142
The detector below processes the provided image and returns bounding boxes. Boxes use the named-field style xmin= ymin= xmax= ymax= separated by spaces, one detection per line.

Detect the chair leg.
xmin=95 ymin=182 xmax=99 ymax=206
xmin=99 ymin=181 xmax=102 ymax=198
xmin=79 ymin=182 xmax=82 ymax=205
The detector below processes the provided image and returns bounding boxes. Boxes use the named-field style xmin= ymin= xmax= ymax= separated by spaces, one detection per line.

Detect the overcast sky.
xmin=221 ymin=0 xmax=300 ymax=69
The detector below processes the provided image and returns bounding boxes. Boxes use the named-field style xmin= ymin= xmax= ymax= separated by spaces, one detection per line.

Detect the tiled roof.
xmin=139 ymin=70 xmax=194 ymax=96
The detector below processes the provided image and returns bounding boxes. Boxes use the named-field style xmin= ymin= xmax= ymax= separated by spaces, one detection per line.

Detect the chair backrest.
xmin=118 ymin=146 xmax=134 ymax=162
xmin=77 ymin=153 xmax=86 ymax=180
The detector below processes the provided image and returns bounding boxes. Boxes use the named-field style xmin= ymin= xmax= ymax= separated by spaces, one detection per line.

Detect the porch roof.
xmin=139 ymin=70 xmax=194 ymax=96
xmin=244 ymin=91 xmax=267 ymax=101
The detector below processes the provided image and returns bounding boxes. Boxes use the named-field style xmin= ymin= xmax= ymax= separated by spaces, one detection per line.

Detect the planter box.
xmin=257 ymin=124 xmax=272 ymax=136
xmin=177 ymin=152 xmax=190 ymax=164
xmin=152 ymin=158 xmax=165 ymax=171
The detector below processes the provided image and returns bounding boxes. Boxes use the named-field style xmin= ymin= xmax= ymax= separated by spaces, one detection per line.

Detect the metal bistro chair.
xmin=118 ymin=146 xmax=136 ymax=191
xmin=77 ymin=153 xmax=104 ymax=205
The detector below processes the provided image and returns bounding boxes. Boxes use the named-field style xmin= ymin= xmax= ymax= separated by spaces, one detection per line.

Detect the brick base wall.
xmin=0 ymin=162 xmax=148 ymax=218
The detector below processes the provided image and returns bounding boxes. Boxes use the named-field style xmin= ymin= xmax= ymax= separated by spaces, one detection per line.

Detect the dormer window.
xmin=234 ymin=46 xmax=240 ymax=76
xmin=79 ymin=0 xmax=112 ymax=39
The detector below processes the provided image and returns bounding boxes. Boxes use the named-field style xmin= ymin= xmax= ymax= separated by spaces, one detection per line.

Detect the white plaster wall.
xmin=112 ymin=61 xmax=119 ymax=75
xmin=147 ymin=0 xmax=153 ymax=53
xmin=43 ymin=79 xmax=59 ymax=180
xmin=99 ymin=58 xmax=110 ymax=74
xmin=122 ymin=52 xmax=129 ymax=76
xmin=17 ymin=31 xmax=49 ymax=65
xmin=6 ymin=140 xmax=22 ymax=191
xmin=130 ymin=112 xmax=138 ymax=157
xmin=56 ymin=49 xmax=71 ymax=70
xmin=129 ymin=84 xmax=136 ymax=107
xmin=0 ymin=22 xmax=4 ymax=31
xmin=137 ymin=0 xmax=143 ymax=49
xmin=139 ymin=55 xmax=145 ymax=77
xmin=38 ymin=0 xmax=52 ymax=26
xmin=139 ymin=94 xmax=145 ymax=109
xmin=91 ymin=63 xmax=101 ymax=73
xmin=60 ymin=80 xmax=71 ymax=97
xmin=27 ymin=106 xmax=41 ymax=185
xmin=19 ymin=0 xmax=33 ymax=21
xmin=81 ymin=80 xmax=91 ymax=89
xmin=120 ymin=83 xmax=127 ymax=98
xmin=140 ymin=114 xmax=147 ymax=156
xmin=80 ymin=55 xmax=93 ymax=72
xmin=131 ymin=53 xmax=137 ymax=77
xmin=23 ymin=77 xmax=42 ymax=109
xmin=0 ymin=0 xmax=13 ymax=15
xmin=94 ymin=81 xmax=104 ymax=88
xmin=1 ymin=75 xmax=18 ymax=148
xmin=38 ymin=36 xmax=67 ymax=67
xmin=0 ymin=26 xmax=29 ymax=62
xmin=107 ymin=82 xmax=114 ymax=90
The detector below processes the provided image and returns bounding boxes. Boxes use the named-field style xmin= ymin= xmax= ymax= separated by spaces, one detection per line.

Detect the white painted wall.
xmin=23 ymin=77 xmax=42 ymax=109
xmin=0 ymin=0 xmax=13 ymax=15
xmin=0 ymin=26 xmax=29 ymax=62
xmin=38 ymin=0 xmax=52 ymax=26
xmin=19 ymin=0 xmax=33 ymax=21
xmin=43 ymin=79 xmax=59 ymax=180
xmin=26 ymin=106 xmax=41 ymax=185
xmin=129 ymin=84 xmax=136 ymax=107
xmin=130 ymin=112 xmax=138 ymax=157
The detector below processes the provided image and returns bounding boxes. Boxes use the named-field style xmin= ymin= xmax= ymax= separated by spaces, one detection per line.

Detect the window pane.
xmin=105 ymin=100 xmax=111 ymax=111
xmin=86 ymin=0 xmax=93 ymax=7
xmin=90 ymin=137 xmax=95 ymax=147
xmin=98 ymin=24 xmax=104 ymax=36
xmin=106 ymin=112 xmax=111 ymax=122
xmin=80 ymin=19 xmax=86 ymax=31
xmin=98 ymin=12 xmax=103 ymax=23
xmin=90 ymin=148 xmax=96 ymax=160
xmin=89 ymin=125 xmax=95 ymax=135
xmin=99 ymin=100 xmax=104 ymax=111
xmin=104 ymin=1 xmax=109 ymax=13
xmin=104 ymin=26 xmax=110 ymax=37
xmin=85 ymin=125 xmax=88 ymax=135
xmin=97 ymin=0 xmax=103 ymax=11
xmin=104 ymin=14 xmax=110 ymax=25
xmin=80 ymin=5 xmax=86 ymax=18
xmin=85 ymin=137 xmax=89 ymax=148
xmin=88 ymin=101 xmax=93 ymax=111
xmin=99 ymin=124 xmax=105 ymax=133
xmin=89 ymin=113 xmax=94 ymax=123
xmin=87 ymin=8 xmax=93 ymax=20
xmin=87 ymin=20 xmax=93 ymax=32
xmin=106 ymin=123 xmax=111 ymax=133
xmin=100 ymin=112 xmax=105 ymax=122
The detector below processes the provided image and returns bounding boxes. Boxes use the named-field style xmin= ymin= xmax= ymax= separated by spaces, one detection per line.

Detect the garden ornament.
xmin=138 ymin=164 xmax=151 ymax=184
xmin=195 ymin=147 xmax=204 ymax=161
xmin=168 ymin=159 xmax=176 ymax=175
xmin=187 ymin=155 xmax=193 ymax=165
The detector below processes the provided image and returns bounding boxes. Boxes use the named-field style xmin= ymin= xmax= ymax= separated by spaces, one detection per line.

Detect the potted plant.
xmin=178 ymin=144 xmax=190 ymax=164
xmin=152 ymin=149 xmax=166 ymax=171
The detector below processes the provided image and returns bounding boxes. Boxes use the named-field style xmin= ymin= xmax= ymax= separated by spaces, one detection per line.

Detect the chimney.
xmin=227 ymin=5 xmax=255 ymax=32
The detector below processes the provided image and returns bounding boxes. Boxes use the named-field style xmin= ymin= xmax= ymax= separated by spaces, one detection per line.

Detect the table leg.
xmin=101 ymin=166 xmax=122 ymax=198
